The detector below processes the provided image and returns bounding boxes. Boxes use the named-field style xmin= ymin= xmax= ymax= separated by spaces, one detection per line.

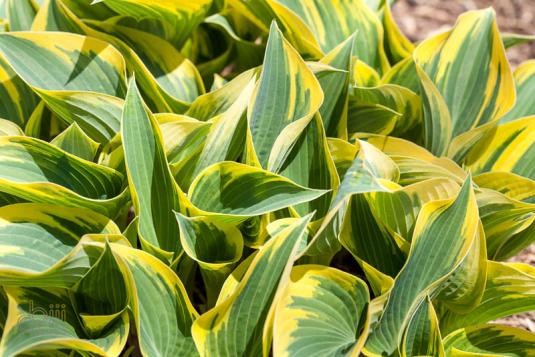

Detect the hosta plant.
xmin=0 ymin=0 xmax=534 ymax=356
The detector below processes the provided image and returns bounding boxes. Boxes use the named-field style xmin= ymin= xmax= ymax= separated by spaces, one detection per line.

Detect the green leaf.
xmin=247 ymin=21 xmax=323 ymax=168
xmin=443 ymin=324 xmax=535 ymax=356
xmin=192 ymin=214 xmax=312 ymax=357
xmin=189 ymin=161 xmax=328 ymax=217
xmin=348 ymin=83 xmax=421 ymax=137
xmin=5 ymin=0 xmax=37 ymax=31
xmin=415 ymin=63 xmax=452 ymax=156
xmin=0 ymin=287 xmax=129 ymax=357
xmin=379 ymin=0 xmax=414 ymax=65
xmin=402 ymin=297 xmax=445 ymax=357
xmin=72 ymin=243 xmax=128 ymax=336
xmin=413 ymin=9 xmax=515 ymax=137
xmin=109 ymin=242 xmax=199 ymax=357
xmin=364 ymin=176 xmax=478 ymax=356
xmin=500 ymin=60 xmax=535 ymax=123
xmin=51 ymin=122 xmax=100 ymax=161
xmin=175 ymin=213 xmax=243 ymax=307
xmin=465 ymin=116 xmax=535 ymax=181
xmin=441 ymin=261 xmax=535 ymax=334
xmin=501 ymin=32 xmax=535 ymax=49
xmin=273 ymin=265 xmax=370 ymax=357
xmin=316 ymin=35 xmax=353 ymax=138
xmin=0 ymin=119 xmax=24 ymax=136
xmin=267 ymin=0 xmax=389 ymax=73
xmin=0 ymin=136 xmax=127 ymax=217
xmin=0 ymin=203 xmax=120 ymax=287
xmin=121 ymin=78 xmax=186 ymax=258
xmin=0 ymin=56 xmax=39 ymax=128
xmin=0 ymin=31 xmax=127 ymax=143
xmin=97 ymin=0 xmax=214 ymax=48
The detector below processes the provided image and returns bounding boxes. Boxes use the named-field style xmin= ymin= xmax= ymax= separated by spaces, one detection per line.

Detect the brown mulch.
xmin=392 ymin=0 xmax=535 ymax=332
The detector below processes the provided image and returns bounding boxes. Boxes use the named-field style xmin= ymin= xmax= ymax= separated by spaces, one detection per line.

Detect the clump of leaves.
xmin=0 ymin=0 xmax=534 ymax=356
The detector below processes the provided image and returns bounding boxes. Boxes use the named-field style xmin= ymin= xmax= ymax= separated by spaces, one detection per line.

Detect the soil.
xmin=392 ymin=0 xmax=535 ymax=332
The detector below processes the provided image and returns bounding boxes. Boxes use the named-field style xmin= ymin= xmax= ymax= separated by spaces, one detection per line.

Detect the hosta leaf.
xmin=0 ymin=2 xmax=533 ymax=355
xmin=340 ymin=193 xmax=405 ymax=276
xmin=178 ymin=74 xmax=255 ymax=189
xmin=273 ymin=265 xmax=370 ymax=357
xmin=267 ymin=0 xmax=389 ymax=73
xmin=31 ymin=0 xmax=85 ymax=33
xmin=176 ymin=213 xmax=243 ymax=306
xmin=211 ymin=74 xmax=228 ymax=91
xmin=192 ymin=214 xmax=311 ymax=357
xmin=316 ymin=35 xmax=353 ymax=138
xmin=51 ymin=122 xmax=100 ymax=161
xmin=121 ymin=78 xmax=186 ymax=258
xmin=97 ymin=0 xmax=214 ymax=49
xmin=381 ymin=57 xmax=419 ymax=93
xmin=465 ymin=116 xmax=535 ymax=180
xmin=475 ymin=171 xmax=535 ymax=204
xmin=248 ymin=21 xmax=323 ymax=168
xmin=441 ymin=261 xmax=535 ymax=334
xmin=72 ymin=243 xmax=128 ymax=336
xmin=23 ymin=99 xmax=61 ymax=142
xmin=269 ymin=114 xmax=339 ymax=218
xmin=187 ymin=68 xmax=259 ymax=121
xmin=379 ymin=0 xmax=414 ymax=65
xmin=5 ymin=0 xmax=37 ymax=31
xmin=306 ymin=140 xmax=398 ymax=256
xmin=368 ymin=178 xmax=460 ymax=243
xmin=0 ymin=287 xmax=129 ymax=357
xmin=359 ymin=259 xmax=393 ymax=296
xmin=327 ymin=137 xmax=358 ymax=178
xmin=413 ymin=9 xmax=515 ymax=137
xmin=415 ymin=63 xmax=452 ymax=156
xmin=352 ymin=59 xmax=381 ymax=87
xmin=348 ymin=84 xmax=421 ymax=137
xmin=392 ymin=155 xmax=466 ymax=186
xmin=495 ymin=221 xmax=535 ymax=261
xmin=0 ymin=119 xmax=24 ymax=136
xmin=0 ymin=203 xmax=120 ymax=287
xmin=447 ymin=121 xmax=497 ymax=164
xmin=436 ymin=222 xmax=487 ymax=314
xmin=0 ymin=31 xmax=127 ymax=143
xmin=502 ymin=32 xmax=535 ymax=48
xmin=61 ymin=0 xmax=116 ymax=20
xmin=0 ymin=136 xmax=127 ymax=217
xmin=364 ymin=176 xmax=478 ymax=356
xmin=203 ymin=14 xmax=266 ymax=74
xmin=500 ymin=60 xmax=535 ymax=123
xmin=443 ymin=324 xmax=535 ymax=356
xmin=85 ymin=18 xmax=205 ymax=112
xmin=348 ymin=104 xmax=400 ymax=136
xmin=476 ymin=188 xmax=535 ymax=259
xmin=158 ymin=114 xmax=211 ymax=167
xmin=109 ymin=242 xmax=199 ymax=357
xmin=189 ymin=161 xmax=327 ymax=217
xmin=359 ymin=133 xmax=449 ymax=162
xmin=402 ymin=297 xmax=445 ymax=357
xmin=0 ymin=56 xmax=39 ymax=128
xmin=33 ymin=0 xmax=204 ymax=114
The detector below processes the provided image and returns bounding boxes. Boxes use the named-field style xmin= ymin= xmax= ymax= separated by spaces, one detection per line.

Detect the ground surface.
xmin=393 ymin=0 xmax=535 ymax=332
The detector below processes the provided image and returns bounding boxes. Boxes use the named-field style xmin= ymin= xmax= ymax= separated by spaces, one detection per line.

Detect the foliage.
xmin=0 ymin=0 xmax=534 ymax=356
